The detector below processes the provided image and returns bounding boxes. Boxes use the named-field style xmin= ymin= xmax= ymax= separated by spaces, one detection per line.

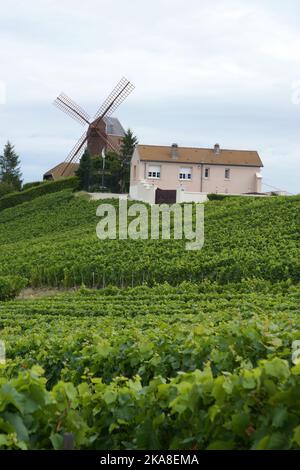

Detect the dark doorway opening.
xmin=155 ymin=188 xmax=177 ymax=204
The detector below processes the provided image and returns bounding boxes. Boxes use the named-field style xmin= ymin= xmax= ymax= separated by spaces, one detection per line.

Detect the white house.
xmin=130 ymin=143 xmax=263 ymax=203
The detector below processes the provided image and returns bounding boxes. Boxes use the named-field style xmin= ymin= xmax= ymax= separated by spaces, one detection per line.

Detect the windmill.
xmin=52 ymin=77 xmax=135 ymax=178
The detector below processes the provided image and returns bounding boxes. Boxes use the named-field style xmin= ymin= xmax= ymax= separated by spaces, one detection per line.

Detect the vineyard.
xmin=0 ymin=189 xmax=299 ymax=286
xmin=0 ymin=187 xmax=300 ymax=449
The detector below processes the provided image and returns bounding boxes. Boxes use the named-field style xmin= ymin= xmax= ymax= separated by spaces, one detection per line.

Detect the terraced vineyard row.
xmin=1 ymin=282 xmax=299 ymax=386
xmin=0 ymin=190 xmax=299 ymax=287
xmin=0 ymin=283 xmax=300 ymax=449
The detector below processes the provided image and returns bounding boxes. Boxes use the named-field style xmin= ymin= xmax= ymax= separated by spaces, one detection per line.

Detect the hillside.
xmin=1 ymin=281 xmax=300 ymax=449
xmin=0 ymin=189 xmax=300 ymax=450
xmin=0 ymin=189 xmax=299 ymax=287
xmin=3 ymin=281 xmax=300 ymax=386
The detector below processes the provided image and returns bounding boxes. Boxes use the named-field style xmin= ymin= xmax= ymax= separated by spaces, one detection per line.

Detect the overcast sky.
xmin=0 ymin=0 xmax=299 ymax=193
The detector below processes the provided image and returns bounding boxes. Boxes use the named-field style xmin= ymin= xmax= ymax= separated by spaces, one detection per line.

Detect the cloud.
xmin=0 ymin=0 xmax=299 ymax=193
xmin=0 ymin=81 xmax=6 ymax=104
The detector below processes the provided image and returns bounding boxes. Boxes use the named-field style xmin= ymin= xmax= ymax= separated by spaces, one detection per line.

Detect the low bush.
xmin=207 ymin=193 xmax=229 ymax=201
xmin=0 ymin=177 xmax=79 ymax=212
xmin=0 ymin=275 xmax=28 ymax=301
xmin=1 ymin=359 xmax=300 ymax=449
xmin=22 ymin=181 xmax=45 ymax=191
xmin=0 ymin=181 xmax=15 ymax=198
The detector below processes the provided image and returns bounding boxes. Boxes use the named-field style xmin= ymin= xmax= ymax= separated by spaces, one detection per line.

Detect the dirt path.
xmin=17 ymin=287 xmax=77 ymax=300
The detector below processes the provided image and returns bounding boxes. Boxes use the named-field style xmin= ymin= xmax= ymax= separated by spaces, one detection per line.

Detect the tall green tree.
xmin=75 ymin=129 xmax=138 ymax=194
xmin=76 ymin=149 xmax=92 ymax=191
xmin=0 ymin=141 xmax=22 ymax=190
xmin=105 ymin=151 xmax=122 ymax=193
xmin=119 ymin=129 xmax=138 ymax=193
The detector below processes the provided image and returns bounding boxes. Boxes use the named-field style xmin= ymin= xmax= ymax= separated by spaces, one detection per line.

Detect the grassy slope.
xmin=1 ymin=282 xmax=299 ymax=387
xmin=0 ymin=190 xmax=299 ymax=286
xmin=1 ymin=281 xmax=300 ymax=450
xmin=0 ymin=191 xmax=300 ymax=450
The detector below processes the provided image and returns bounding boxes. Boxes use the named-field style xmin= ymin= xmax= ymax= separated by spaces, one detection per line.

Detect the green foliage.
xmin=76 ymin=128 xmax=138 ymax=194
xmin=0 ymin=357 xmax=300 ymax=450
xmin=0 ymin=188 xmax=299 ymax=449
xmin=207 ymin=193 xmax=229 ymax=201
xmin=0 ymin=177 xmax=78 ymax=212
xmin=0 ymin=141 xmax=22 ymax=190
xmin=120 ymin=128 xmax=138 ymax=160
xmin=119 ymin=129 xmax=138 ymax=193
xmin=0 ymin=283 xmax=300 ymax=449
xmin=0 ymin=191 xmax=299 ymax=287
xmin=76 ymin=149 xmax=124 ymax=193
xmin=22 ymin=181 xmax=44 ymax=191
xmin=1 ymin=282 xmax=300 ymax=385
xmin=0 ymin=181 xmax=15 ymax=198
xmin=76 ymin=150 xmax=93 ymax=191
xmin=90 ymin=151 xmax=120 ymax=193
xmin=103 ymin=151 xmax=122 ymax=193
xmin=0 ymin=275 xmax=27 ymax=300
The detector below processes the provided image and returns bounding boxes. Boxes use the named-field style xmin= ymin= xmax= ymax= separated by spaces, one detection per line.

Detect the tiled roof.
xmin=137 ymin=145 xmax=263 ymax=167
xmin=43 ymin=162 xmax=79 ymax=180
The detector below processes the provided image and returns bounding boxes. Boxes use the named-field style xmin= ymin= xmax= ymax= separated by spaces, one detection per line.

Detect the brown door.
xmin=155 ymin=188 xmax=177 ymax=204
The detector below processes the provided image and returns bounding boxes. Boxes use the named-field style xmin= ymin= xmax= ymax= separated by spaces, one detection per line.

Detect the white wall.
xmin=129 ymin=184 xmax=138 ymax=200
xmin=255 ymin=173 xmax=263 ymax=193
xmin=88 ymin=193 xmax=128 ymax=201
xmin=129 ymin=181 xmax=156 ymax=204
xmin=176 ymin=189 xmax=208 ymax=203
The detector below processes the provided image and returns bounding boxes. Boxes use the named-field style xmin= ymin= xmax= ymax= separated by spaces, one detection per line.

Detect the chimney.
xmin=214 ymin=143 xmax=220 ymax=155
xmin=171 ymin=143 xmax=178 ymax=160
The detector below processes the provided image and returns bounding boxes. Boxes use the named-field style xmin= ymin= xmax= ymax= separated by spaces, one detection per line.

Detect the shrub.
xmin=0 ymin=275 xmax=28 ymax=301
xmin=22 ymin=181 xmax=45 ymax=191
xmin=0 ymin=177 xmax=79 ymax=212
xmin=207 ymin=193 xmax=228 ymax=201
xmin=0 ymin=181 xmax=15 ymax=198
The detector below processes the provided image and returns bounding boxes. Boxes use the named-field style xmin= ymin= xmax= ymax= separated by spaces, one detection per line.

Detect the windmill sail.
xmin=61 ymin=131 xmax=88 ymax=176
xmin=54 ymin=93 xmax=90 ymax=126
xmin=93 ymin=77 xmax=135 ymax=121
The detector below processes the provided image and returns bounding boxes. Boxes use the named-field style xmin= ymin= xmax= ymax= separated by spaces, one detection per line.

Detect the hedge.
xmin=22 ymin=181 xmax=45 ymax=191
xmin=207 ymin=194 xmax=229 ymax=201
xmin=0 ymin=177 xmax=79 ymax=212
xmin=0 ymin=275 xmax=28 ymax=301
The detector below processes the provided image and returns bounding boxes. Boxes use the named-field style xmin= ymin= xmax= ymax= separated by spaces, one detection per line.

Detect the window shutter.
xmin=179 ymin=167 xmax=192 ymax=180
xmin=148 ymin=165 xmax=161 ymax=179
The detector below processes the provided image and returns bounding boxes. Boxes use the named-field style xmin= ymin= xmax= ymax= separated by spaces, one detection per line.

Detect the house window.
xmin=148 ymin=165 xmax=161 ymax=179
xmin=133 ymin=165 xmax=137 ymax=179
xmin=225 ymin=168 xmax=230 ymax=179
xmin=179 ymin=167 xmax=192 ymax=180
xmin=204 ymin=168 xmax=210 ymax=179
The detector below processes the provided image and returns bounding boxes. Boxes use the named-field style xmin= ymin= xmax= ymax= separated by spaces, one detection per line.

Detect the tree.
xmin=119 ymin=129 xmax=138 ymax=193
xmin=105 ymin=151 xmax=122 ymax=193
xmin=76 ymin=128 xmax=138 ymax=194
xmin=91 ymin=151 xmax=122 ymax=193
xmin=0 ymin=141 xmax=22 ymax=190
xmin=76 ymin=149 xmax=92 ymax=191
